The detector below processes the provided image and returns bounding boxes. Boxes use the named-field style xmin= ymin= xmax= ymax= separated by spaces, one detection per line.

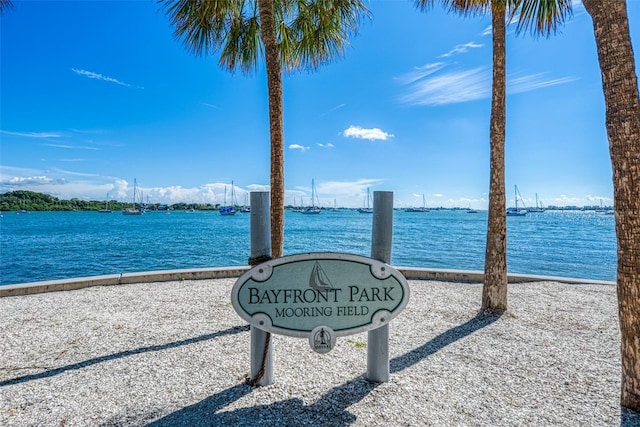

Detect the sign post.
xmin=368 ymin=191 xmax=394 ymax=382
xmin=249 ymin=192 xmax=273 ymax=386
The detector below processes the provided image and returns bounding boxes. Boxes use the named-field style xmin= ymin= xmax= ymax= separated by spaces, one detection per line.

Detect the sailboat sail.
xmin=301 ymin=179 xmax=321 ymax=214
xmin=309 ymin=261 xmax=334 ymax=291
xmin=123 ymin=179 xmax=143 ymax=215
xmin=358 ymin=188 xmax=373 ymax=213
xmin=220 ymin=181 xmax=237 ymax=215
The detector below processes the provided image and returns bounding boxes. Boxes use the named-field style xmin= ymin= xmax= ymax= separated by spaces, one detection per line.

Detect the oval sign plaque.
xmin=231 ymin=252 xmax=410 ymax=338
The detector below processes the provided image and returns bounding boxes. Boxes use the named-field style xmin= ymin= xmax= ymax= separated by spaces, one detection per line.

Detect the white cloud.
xmin=320 ymin=103 xmax=346 ymax=117
xmin=247 ymin=184 xmax=270 ymax=192
xmin=509 ymin=73 xmax=579 ymax=94
xmin=481 ymin=25 xmax=492 ymax=36
xmin=1 ymin=130 xmax=64 ymax=138
xmin=342 ymin=125 xmax=394 ymax=141
xmin=317 ymin=143 xmax=334 ymax=148
xmin=439 ymin=42 xmax=484 ymax=58
xmin=395 ymin=62 xmax=445 ymax=85
xmin=44 ymin=143 xmax=101 ymax=150
xmin=4 ymin=175 xmax=58 ymax=186
xmin=400 ymin=66 xmax=490 ymax=106
xmin=72 ymin=68 xmax=140 ymax=88
xmin=398 ymin=64 xmax=577 ymax=107
xmin=289 ymin=144 xmax=310 ymax=152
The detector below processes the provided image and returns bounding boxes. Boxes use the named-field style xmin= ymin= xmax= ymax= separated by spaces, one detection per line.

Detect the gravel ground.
xmin=1 ymin=279 xmax=639 ymax=427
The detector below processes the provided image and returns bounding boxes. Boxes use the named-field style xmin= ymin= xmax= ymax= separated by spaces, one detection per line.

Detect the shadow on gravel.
xmin=621 ymin=408 xmax=640 ymax=427
xmin=0 ymin=324 xmax=249 ymax=387
xmin=391 ymin=311 xmax=502 ymax=373
xmin=147 ymin=313 xmax=501 ymax=426
xmin=148 ymin=375 xmax=378 ymax=427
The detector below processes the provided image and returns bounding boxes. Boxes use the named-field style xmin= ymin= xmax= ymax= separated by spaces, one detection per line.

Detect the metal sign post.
xmin=249 ymin=192 xmax=273 ymax=386
xmin=368 ymin=191 xmax=394 ymax=382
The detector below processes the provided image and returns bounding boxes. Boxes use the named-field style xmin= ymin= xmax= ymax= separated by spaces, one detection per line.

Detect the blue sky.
xmin=1 ymin=0 xmax=639 ymax=209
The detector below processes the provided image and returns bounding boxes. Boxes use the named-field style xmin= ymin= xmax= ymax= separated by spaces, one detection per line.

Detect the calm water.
xmin=0 ymin=209 xmax=616 ymax=285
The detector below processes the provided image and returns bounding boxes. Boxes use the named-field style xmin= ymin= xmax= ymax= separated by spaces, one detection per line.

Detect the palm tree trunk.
xmin=257 ymin=0 xmax=285 ymax=258
xmin=482 ymin=4 xmax=508 ymax=312
xmin=583 ymin=0 xmax=640 ymax=412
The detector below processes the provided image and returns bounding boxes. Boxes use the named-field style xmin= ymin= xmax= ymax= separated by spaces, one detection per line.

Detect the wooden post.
xmin=367 ymin=191 xmax=393 ymax=382
xmin=249 ymin=192 xmax=273 ymax=385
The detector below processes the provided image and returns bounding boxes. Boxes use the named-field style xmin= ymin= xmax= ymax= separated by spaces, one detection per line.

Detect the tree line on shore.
xmin=0 ymin=190 xmax=223 ymax=212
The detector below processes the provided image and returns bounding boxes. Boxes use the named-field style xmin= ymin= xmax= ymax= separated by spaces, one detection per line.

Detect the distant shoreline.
xmin=0 ymin=190 xmax=615 ymax=212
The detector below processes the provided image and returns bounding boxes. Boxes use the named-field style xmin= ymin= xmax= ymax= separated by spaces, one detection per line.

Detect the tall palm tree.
xmin=582 ymin=0 xmax=640 ymax=413
xmin=159 ymin=0 xmax=369 ymax=258
xmin=415 ymin=0 xmax=571 ymax=312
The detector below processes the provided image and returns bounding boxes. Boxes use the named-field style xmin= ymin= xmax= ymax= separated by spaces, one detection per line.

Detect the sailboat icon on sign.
xmin=309 ymin=261 xmax=336 ymax=291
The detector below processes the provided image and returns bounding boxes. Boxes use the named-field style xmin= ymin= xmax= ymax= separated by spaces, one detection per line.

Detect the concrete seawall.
xmin=0 ymin=266 xmax=615 ymax=298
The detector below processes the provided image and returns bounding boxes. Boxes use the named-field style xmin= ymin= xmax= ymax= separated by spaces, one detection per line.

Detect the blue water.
xmin=0 ymin=209 xmax=617 ymax=285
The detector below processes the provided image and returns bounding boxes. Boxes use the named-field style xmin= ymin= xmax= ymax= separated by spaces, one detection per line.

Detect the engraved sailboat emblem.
xmin=309 ymin=261 xmax=335 ymax=291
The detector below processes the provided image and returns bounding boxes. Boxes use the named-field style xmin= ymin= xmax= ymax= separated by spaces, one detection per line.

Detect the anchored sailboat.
xmin=358 ymin=188 xmax=373 ymax=214
xmin=405 ymin=194 xmax=429 ymax=212
xmin=301 ymin=179 xmax=321 ymax=214
xmin=506 ymin=185 xmax=527 ymax=216
xmin=220 ymin=181 xmax=237 ymax=216
xmin=98 ymin=193 xmax=112 ymax=213
xmin=123 ymin=179 xmax=143 ymax=215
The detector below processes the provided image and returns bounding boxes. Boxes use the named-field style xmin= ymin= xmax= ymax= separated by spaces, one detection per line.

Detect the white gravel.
xmin=1 ymin=279 xmax=639 ymax=426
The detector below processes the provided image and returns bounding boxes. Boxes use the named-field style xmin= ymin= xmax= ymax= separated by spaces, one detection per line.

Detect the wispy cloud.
xmin=44 ymin=143 xmax=101 ymax=150
xmin=342 ymin=125 xmax=394 ymax=141
xmin=481 ymin=25 xmax=492 ymax=36
xmin=398 ymin=64 xmax=577 ymax=107
xmin=439 ymin=42 xmax=484 ymax=58
xmin=1 ymin=130 xmax=64 ymax=138
xmin=201 ymin=103 xmax=220 ymax=109
xmin=399 ymin=66 xmax=490 ymax=106
xmin=395 ymin=62 xmax=445 ymax=85
xmin=289 ymin=144 xmax=310 ymax=152
xmin=317 ymin=143 xmax=334 ymax=148
xmin=72 ymin=68 xmax=140 ymax=88
xmin=320 ymin=103 xmax=346 ymax=117
xmin=509 ymin=73 xmax=579 ymax=93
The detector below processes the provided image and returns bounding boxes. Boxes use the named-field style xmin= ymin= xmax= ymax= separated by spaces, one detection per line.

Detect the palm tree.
xmin=582 ymin=0 xmax=640 ymax=413
xmin=159 ymin=0 xmax=369 ymax=258
xmin=415 ymin=0 xmax=571 ymax=312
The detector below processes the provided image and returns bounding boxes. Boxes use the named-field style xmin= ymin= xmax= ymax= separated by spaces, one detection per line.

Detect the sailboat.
xmin=506 ymin=185 xmax=527 ymax=216
xmin=220 ymin=181 xmax=237 ymax=216
xmin=358 ymin=188 xmax=373 ymax=213
xmin=98 ymin=193 xmax=112 ymax=213
xmin=309 ymin=261 xmax=335 ymax=291
xmin=301 ymin=179 xmax=321 ymax=214
xmin=405 ymin=194 xmax=429 ymax=212
xmin=240 ymin=193 xmax=250 ymax=213
xmin=123 ymin=179 xmax=143 ymax=215
xmin=528 ymin=193 xmax=545 ymax=213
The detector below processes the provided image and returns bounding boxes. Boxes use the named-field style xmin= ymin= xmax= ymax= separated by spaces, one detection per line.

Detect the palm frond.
xmin=0 ymin=0 xmax=14 ymax=13
xmin=509 ymin=0 xmax=573 ymax=37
